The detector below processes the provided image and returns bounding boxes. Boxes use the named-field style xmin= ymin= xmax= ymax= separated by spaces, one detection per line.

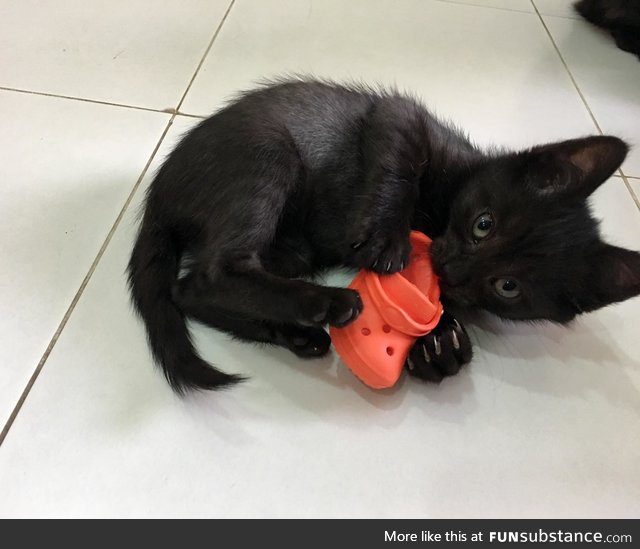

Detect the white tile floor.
xmin=0 ymin=0 xmax=638 ymax=518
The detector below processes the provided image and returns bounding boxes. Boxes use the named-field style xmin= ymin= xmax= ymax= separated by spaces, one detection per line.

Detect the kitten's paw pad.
xmin=298 ymin=289 xmax=363 ymax=328
xmin=276 ymin=326 xmax=331 ymax=358
xmin=326 ymin=289 xmax=363 ymax=327
xmin=351 ymin=231 xmax=411 ymax=274
xmin=405 ymin=313 xmax=472 ymax=382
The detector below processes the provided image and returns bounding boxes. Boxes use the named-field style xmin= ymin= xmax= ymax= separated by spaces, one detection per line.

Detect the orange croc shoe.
xmin=330 ymin=231 xmax=443 ymax=389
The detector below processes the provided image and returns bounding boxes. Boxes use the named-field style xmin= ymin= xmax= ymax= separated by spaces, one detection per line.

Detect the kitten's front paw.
xmin=405 ymin=312 xmax=472 ymax=383
xmin=297 ymin=288 xmax=363 ymax=328
xmin=350 ymin=230 xmax=411 ymax=274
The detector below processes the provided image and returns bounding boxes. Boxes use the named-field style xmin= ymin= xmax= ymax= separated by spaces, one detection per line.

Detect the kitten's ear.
xmin=523 ymin=136 xmax=628 ymax=199
xmin=575 ymin=244 xmax=640 ymax=313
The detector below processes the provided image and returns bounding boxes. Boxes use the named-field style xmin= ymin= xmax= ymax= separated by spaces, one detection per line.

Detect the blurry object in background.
xmin=574 ymin=0 xmax=640 ymax=59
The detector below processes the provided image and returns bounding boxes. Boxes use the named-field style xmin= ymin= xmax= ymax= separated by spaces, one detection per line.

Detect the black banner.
xmin=1 ymin=519 xmax=638 ymax=547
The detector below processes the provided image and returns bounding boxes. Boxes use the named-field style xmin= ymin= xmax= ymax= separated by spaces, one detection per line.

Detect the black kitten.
xmin=575 ymin=0 xmax=640 ymax=59
xmin=128 ymin=79 xmax=640 ymax=393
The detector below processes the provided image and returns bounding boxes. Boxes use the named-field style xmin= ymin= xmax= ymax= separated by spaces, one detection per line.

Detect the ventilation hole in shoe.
xmin=361 ymin=328 xmax=371 ymax=336
xmin=386 ymin=346 xmax=394 ymax=356
xmin=382 ymin=324 xmax=391 ymax=333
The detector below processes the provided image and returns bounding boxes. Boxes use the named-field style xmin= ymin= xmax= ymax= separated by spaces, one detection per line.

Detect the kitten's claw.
xmin=405 ymin=312 xmax=472 ymax=383
xmin=451 ymin=329 xmax=460 ymax=350
xmin=421 ymin=344 xmax=431 ymax=364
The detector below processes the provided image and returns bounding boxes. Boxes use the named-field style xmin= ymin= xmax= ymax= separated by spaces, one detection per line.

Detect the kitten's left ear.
xmin=575 ymin=244 xmax=640 ymax=313
xmin=523 ymin=135 xmax=628 ymax=199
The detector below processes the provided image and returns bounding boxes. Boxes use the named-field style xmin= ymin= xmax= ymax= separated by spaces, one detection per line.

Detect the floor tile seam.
xmin=0 ymin=85 xmax=182 ymax=116
xmin=435 ymin=0 xmax=537 ymax=15
xmin=175 ymin=0 xmax=237 ymax=112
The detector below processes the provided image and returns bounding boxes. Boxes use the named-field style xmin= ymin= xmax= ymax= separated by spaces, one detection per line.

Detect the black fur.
xmin=575 ymin=0 xmax=640 ymax=59
xmin=127 ymin=79 xmax=640 ymax=393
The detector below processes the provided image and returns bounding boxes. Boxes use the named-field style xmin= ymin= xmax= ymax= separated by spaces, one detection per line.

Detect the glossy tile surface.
xmin=0 ymin=0 xmax=232 ymax=109
xmin=183 ymin=0 xmax=597 ymax=151
xmin=0 ymin=90 xmax=169 ymax=427
xmin=439 ymin=0 xmax=534 ymax=12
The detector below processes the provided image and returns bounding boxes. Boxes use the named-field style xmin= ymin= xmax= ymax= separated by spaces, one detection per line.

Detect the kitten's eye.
xmin=472 ymin=213 xmax=494 ymax=240
xmin=493 ymin=278 xmax=521 ymax=299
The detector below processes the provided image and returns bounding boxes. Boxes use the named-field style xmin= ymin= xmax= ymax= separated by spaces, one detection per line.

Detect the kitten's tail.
xmin=127 ymin=216 xmax=243 ymax=394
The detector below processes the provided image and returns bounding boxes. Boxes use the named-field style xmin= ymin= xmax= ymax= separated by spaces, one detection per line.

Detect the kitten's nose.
xmin=430 ymin=239 xmax=469 ymax=286
xmin=430 ymin=238 xmax=455 ymax=271
xmin=439 ymin=258 xmax=470 ymax=287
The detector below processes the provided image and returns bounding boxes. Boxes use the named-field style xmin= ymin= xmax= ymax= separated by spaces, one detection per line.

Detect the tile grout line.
xmin=0 ymin=85 xmax=203 ymax=119
xmin=531 ymin=1 xmax=603 ymax=132
xmin=0 ymin=0 xmax=237 ymax=447
xmin=528 ymin=0 xmax=581 ymax=20
xmin=176 ymin=0 xmax=236 ymax=111
xmin=434 ymin=0 xmax=535 ymax=15
xmin=530 ymin=0 xmax=640 ymax=213
xmin=619 ymin=173 xmax=640 ymax=211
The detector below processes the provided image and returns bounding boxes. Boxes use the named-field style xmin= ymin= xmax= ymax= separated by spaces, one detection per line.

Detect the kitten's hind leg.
xmin=173 ymin=258 xmax=363 ymax=330
xmin=260 ymin=235 xmax=317 ymax=278
xmin=276 ymin=324 xmax=331 ymax=357
xmin=175 ymin=299 xmax=332 ymax=358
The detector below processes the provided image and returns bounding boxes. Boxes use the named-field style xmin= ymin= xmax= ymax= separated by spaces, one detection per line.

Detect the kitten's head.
xmin=430 ymin=135 xmax=640 ymax=323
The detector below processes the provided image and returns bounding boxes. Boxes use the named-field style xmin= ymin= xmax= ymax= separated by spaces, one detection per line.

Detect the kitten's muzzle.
xmin=438 ymin=260 xmax=471 ymax=288
xmin=430 ymin=239 xmax=470 ymax=288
